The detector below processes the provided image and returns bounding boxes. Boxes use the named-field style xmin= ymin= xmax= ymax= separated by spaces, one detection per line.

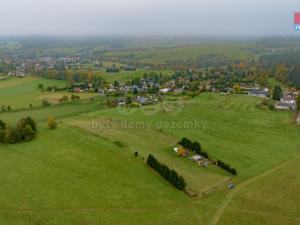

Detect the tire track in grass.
xmin=209 ymin=153 xmax=300 ymax=225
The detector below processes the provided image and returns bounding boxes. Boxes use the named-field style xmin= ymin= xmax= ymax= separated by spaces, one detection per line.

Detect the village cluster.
xmin=1 ymin=55 xmax=299 ymax=112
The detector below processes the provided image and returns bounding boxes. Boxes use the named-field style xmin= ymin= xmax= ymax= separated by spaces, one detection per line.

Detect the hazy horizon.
xmin=0 ymin=0 xmax=299 ymax=37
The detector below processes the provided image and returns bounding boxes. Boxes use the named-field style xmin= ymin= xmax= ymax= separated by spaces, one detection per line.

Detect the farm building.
xmin=275 ymin=102 xmax=296 ymax=111
xmin=191 ymin=155 xmax=202 ymax=162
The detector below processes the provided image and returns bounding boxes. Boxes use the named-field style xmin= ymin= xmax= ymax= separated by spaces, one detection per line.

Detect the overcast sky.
xmin=0 ymin=0 xmax=299 ymax=36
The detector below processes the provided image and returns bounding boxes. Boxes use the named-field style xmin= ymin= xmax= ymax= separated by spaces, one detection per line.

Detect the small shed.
xmin=191 ymin=155 xmax=202 ymax=162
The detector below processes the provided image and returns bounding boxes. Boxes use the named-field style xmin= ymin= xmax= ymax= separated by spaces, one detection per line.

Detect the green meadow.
xmin=0 ymin=77 xmax=299 ymax=225
xmin=105 ymin=42 xmax=255 ymax=64
xmin=218 ymin=155 xmax=300 ymax=225
xmin=0 ymin=76 xmax=98 ymax=110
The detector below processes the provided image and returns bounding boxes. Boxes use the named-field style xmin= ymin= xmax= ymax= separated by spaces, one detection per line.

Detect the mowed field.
xmin=0 ymin=79 xmax=299 ymax=225
xmin=0 ymin=76 xmax=98 ymax=109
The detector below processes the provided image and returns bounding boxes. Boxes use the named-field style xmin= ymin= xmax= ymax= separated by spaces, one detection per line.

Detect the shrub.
xmin=47 ymin=116 xmax=57 ymax=129
xmin=41 ymin=99 xmax=51 ymax=107
xmin=59 ymin=95 xmax=69 ymax=103
xmin=38 ymin=83 xmax=44 ymax=90
xmin=1 ymin=105 xmax=6 ymax=112
xmin=130 ymin=102 xmax=140 ymax=107
xmin=71 ymin=94 xmax=80 ymax=101
xmin=267 ymin=102 xmax=275 ymax=111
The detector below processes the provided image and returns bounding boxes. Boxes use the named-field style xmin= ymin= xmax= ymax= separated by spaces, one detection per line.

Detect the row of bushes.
xmin=41 ymin=94 xmax=81 ymax=107
xmin=147 ymin=154 xmax=186 ymax=191
xmin=217 ymin=160 xmax=237 ymax=175
xmin=0 ymin=117 xmax=37 ymax=144
xmin=59 ymin=94 xmax=80 ymax=103
xmin=178 ymin=137 xmax=209 ymax=159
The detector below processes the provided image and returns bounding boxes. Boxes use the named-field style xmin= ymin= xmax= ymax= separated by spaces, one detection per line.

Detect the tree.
xmin=5 ymin=127 xmax=20 ymax=143
xmin=0 ymin=120 xmax=6 ymax=130
xmin=0 ymin=129 xmax=4 ymax=143
xmin=178 ymin=137 xmax=192 ymax=149
xmin=0 ymin=120 xmax=5 ymax=143
xmin=22 ymin=125 xmax=35 ymax=141
xmin=38 ymin=83 xmax=44 ymax=90
xmin=191 ymin=141 xmax=202 ymax=154
xmin=47 ymin=116 xmax=57 ymax=129
xmin=272 ymin=85 xmax=282 ymax=101
xmin=0 ymin=118 xmax=36 ymax=143
xmin=87 ymin=69 xmax=94 ymax=83
xmin=275 ymin=64 xmax=288 ymax=82
xmin=66 ymin=70 xmax=74 ymax=85
xmin=233 ymin=84 xmax=241 ymax=92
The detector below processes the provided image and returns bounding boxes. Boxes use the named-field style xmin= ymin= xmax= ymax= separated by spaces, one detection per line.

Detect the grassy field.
xmin=104 ymin=43 xmax=255 ymax=64
xmin=73 ymin=94 xmax=300 ymax=180
xmin=0 ymin=77 xmax=98 ymax=109
xmin=0 ymin=80 xmax=299 ymax=225
xmin=218 ymin=155 xmax=300 ymax=225
xmin=93 ymin=69 xmax=173 ymax=82
xmin=0 ymin=125 xmax=214 ymax=225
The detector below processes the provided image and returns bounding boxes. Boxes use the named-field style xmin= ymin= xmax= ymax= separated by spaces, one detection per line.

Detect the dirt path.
xmin=208 ymin=154 xmax=300 ymax=225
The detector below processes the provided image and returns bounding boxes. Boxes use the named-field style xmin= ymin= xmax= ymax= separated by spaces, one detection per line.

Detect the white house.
xmin=280 ymin=96 xmax=296 ymax=105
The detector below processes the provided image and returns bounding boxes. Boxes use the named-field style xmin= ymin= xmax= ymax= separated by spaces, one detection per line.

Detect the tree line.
xmin=0 ymin=117 xmax=37 ymax=144
xmin=178 ymin=137 xmax=209 ymax=159
xmin=147 ymin=154 xmax=186 ymax=191
xmin=217 ymin=160 xmax=237 ymax=175
xmin=178 ymin=137 xmax=237 ymax=176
